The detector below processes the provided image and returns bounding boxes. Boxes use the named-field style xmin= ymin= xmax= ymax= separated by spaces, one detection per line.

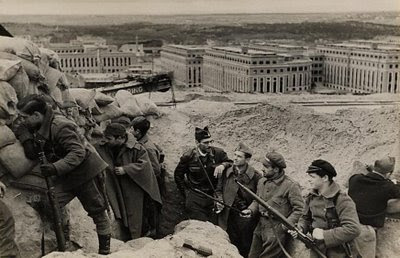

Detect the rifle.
xmin=38 ymin=141 xmax=66 ymax=252
xmin=235 ymin=179 xmax=327 ymax=258
xmin=191 ymin=188 xmax=244 ymax=215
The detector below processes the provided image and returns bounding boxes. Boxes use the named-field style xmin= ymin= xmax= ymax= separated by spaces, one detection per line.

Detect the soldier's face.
xmin=22 ymin=111 xmax=43 ymax=129
xmin=105 ymin=135 xmax=124 ymax=147
xmin=307 ymin=173 xmax=326 ymax=190
xmin=198 ymin=138 xmax=213 ymax=153
xmin=233 ymin=151 xmax=247 ymax=166
xmin=261 ymin=160 xmax=278 ymax=177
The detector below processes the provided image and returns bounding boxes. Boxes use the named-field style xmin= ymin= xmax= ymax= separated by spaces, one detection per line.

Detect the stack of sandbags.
xmin=0 ymin=36 xmax=41 ymax=63
xmin=0 ymin=124 xmax=36 ymax=179
xmin=70 ymin=88 xmax=99 ymax=110
xmin=0 ymin=81 xmax=18 ymax=125
xmin=135 ymin=94 xmax=161 ymax=117
xmin=0 ymin=55 xmax=31 ymax=100
xmin=115 ymin=90 xmax=144 ymax=118
xmin=93 ymin=101 xmax=124 ymax=122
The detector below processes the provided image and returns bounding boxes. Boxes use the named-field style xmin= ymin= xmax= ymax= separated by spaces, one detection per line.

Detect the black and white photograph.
xmin=0 ymin=0 xmax=399 ymax=257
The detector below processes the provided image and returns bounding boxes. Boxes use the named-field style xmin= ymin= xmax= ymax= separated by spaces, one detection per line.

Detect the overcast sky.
xmin=0 ymin=0 xmax=399 ymax=15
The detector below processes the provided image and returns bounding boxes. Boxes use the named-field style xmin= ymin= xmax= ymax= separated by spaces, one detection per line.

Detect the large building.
xmin=159 ymin=45 xmax=206 ymax=87
xmin=317 ymin=40 xmax=400 ymax=93
xmin=47 ymin=37 xmax=140 ymax=74
xmin=203 ymin=46 xmax=312 ymax=93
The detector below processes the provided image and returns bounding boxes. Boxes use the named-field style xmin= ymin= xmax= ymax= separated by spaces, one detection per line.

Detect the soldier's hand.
xmin=215 ymin=201 xmax=224 ymax=214
xmin=312 ymin=228 xmax=324 ymax=240
xmin=0 ymin=181 xmax=6 ymax=198
xmin=213 ymin=164 xmax=225 ymax=178
xmin=240 ymin=209 xmax=252 ymax=218
xmin=40 ymin=164 xmax=57 ymax=177
xmin=114 ymin=167 xmax=126 ymax=175
xmin=287 ymin=230 xmax=298 ymax=238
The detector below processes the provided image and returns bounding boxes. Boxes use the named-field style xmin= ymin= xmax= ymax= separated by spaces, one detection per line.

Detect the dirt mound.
xmin=209 ymin=103 xmax=398 ymax=187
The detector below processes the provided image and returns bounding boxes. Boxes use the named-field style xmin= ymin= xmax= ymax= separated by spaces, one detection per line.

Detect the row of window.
xmin=320 ymin=49 xmax=400 ymax=60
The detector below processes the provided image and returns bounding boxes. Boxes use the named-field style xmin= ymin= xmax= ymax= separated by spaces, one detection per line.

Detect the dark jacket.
xmin=138 ymin=134 xmax=162 ymax=177
xmin=216 ymin=164 xmax=261 ymax=230
xmin=248 ymin=172 xmax=304 ymax=226
xmin=95 ymin=133 xmax=162 ymax=238
xmin=21 ymin=108 xmax=107 ymax=191
xmin=298 ymin=182 xmax=361 ymax=255
xmin=174 ymin=146 xmax=232 ymax=196
xmin=348 ymin=171 xmax=400 ymax=228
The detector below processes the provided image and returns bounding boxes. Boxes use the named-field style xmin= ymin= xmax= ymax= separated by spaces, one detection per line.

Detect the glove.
xmin=40 ymin=163 xmax=57 ymax=177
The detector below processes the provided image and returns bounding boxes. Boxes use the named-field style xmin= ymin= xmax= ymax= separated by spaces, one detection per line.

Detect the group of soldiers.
xmin=174 ymin=126 xmax=400 ymax=258
xmin=1 ymin=93 xmax=400 ymax=258
xmin=0 ymin=94 xmax=165 ymax=256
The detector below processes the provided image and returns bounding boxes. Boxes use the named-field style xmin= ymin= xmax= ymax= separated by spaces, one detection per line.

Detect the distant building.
xmin=203 ymin=46 xmax=312 ymax=93
xmin=48 ymin=37 xmax=139 ymax=74
xmin=159 ymin=45 xmax=206 ymax=87
xmin=317 ymin=40 xmax=400 ymax=93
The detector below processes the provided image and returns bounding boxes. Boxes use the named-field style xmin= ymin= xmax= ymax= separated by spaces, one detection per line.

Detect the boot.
xmin=98 ymin=234 xmax=111 ymax=255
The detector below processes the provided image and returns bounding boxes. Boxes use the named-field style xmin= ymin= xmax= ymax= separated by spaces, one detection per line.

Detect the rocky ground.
xmin=3 ymin=88 xmax=400 ymax=257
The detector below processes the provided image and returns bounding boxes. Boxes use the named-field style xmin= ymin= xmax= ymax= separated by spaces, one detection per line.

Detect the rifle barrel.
xmin=235 ymin=179 xmax=327 ymax=258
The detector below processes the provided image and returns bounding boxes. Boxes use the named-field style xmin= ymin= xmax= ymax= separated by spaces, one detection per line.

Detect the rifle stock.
xmin=38 ymin=148 xmax=66 ymax=252
xmin=235 ymin=179 xmax=327 ymax=258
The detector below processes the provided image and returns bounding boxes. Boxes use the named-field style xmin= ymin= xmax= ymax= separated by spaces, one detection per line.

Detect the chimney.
xmin=241 ymin=46 xmax=248 ymax=54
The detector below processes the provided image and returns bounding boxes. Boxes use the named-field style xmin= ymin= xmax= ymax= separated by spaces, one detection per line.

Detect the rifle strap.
xmin=41 ymin=227 xmax=45 ymax=256
xmin=197 ymin=154 xmax=217 ymax=197
xmin=270 ymin=217 xmax=292 ymax=258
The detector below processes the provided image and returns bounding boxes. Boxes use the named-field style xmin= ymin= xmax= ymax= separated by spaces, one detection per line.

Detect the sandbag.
xmin=0 ymin=125 xmax=16 ymax=149
xmin=115 ymin=90 xmax=143 ymax=117
xmin=0 ymin=52 xmax=42 ymax=82
xmin=136 ymin=94 xmax=161 ymax=116
xmin=93 ymin=102 xmax=124 ymax=122
xmin=0 ymin=36 xmax=41 ymax=63
xmin=39 ymin=47 xmax=60 ymax=70
xmin=70 ymin=88 xmax=98 ymax=110
xmin=64 ymin=73 xmax=85 ymax=88
xmin=0 ymin=59 xmax=20 ymax=81
xmin=95 ymin=91 xmax=114 ymax=107
xmin=0 ymin=81 xmax=18 ymax=122
xmin=0 ymin=141 xmax=37 ymax=178
xmin=43 ymin=67 xmax=64 ymax=105
xmin=8 ymin=65 xmax=30 ymax=100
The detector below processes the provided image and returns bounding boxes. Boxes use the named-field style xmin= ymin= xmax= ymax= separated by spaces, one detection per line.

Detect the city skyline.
xmin=0 ymin=0 xmax=399 ymax=15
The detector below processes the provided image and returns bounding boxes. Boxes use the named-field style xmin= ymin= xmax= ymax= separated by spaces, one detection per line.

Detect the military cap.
xmin=264 ymin=151 xmax=286 ymax=169
xmin=374 ymin=156 xmax=395 ymax=174
xmin=235 ymin=142 xmax=253 ymax=157
xmin=131 ymin=115 xmax=147 ymax=126
xmin=104 ymin=123 xmax=126 ymax=137
xmin=195 ymin=126 xmax=211 ymax=142
xmin=307 ymin=159 xmax=337 ymax=178
xmin=111 ymin=116 xmax=131 ymax=128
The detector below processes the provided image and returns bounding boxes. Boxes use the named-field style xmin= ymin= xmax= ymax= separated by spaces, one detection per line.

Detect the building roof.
xmin=211 ymin=46 xmax=275 ymax=56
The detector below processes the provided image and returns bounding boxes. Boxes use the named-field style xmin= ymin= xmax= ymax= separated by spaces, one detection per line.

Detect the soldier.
xmin=215 ymin=142 xmax=261 ymax=257
xmin=348 ymin=156 xmax=400 ymax=257
xmin=241 ymin=151 xmax=304 ymax=258
xmin=131 ymin=116 xmax=165 ymax=237
xmin=0 ymin=180 xmax=20 ymax=258
xmin=111 ymin=116 xmax=131 ymax=130
xmin=16 ymin=95 xmax=112 ymax=255
xmin=174 ymin=126 xmax=232 ymax=222
xmin=291 ymin=159 xmax=361 ymax=258
xmin=95 ymin=123 xmax=162 ymax=241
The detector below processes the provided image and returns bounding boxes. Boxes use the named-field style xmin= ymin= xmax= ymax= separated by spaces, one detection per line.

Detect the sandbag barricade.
xmin=93 ymin=102 xmax=124 ymax=122
xmin=0 ymin=81 xmax=18 ymax=125
xmin=0 ymin=36 xmax=41 ymax=63
xmin=0 ymin=140 xmax=37 ymax=179
xmin=115 ymin=90 xmax=144 ymax=118
xmin=0 ymin=125 xmax=16 ymax=149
